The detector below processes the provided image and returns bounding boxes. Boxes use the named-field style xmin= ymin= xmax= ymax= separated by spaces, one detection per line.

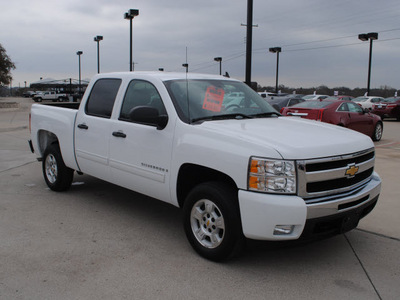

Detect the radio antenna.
xmin=185 ymin=46 xmax=191 ymax=123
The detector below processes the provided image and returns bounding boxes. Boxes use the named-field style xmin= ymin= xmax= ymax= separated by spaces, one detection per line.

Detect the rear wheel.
xmin=42 ymin=144 xmax=74 ymax=191
xmin=183 ymin=182 xmax=245 ymax=261
xmin=372 ymin=122 xmax=383 ymax=141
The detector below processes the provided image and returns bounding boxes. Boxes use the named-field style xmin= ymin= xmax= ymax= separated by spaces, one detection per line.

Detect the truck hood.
xmin=198 ymin=116 xmax=374 ymax=160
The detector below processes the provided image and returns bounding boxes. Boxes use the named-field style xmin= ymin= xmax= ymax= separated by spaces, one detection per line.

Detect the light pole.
xmin=214 ymin=57 xmax=222 ymax=75
xmin=358 ymin=32 xmax=378 ymax=96
xmin=76 ymin=51 xmax=83 ymax=94
xmin=269 ymin=47 xmax=281 ymax=94
xmin=245 ymin=0 xmax=253 ymax=86
xmin=182 ymin=63 xmax=189 ymax=73
xmin=94 ymin=35 xmax=103 ymax=73
xmin=124 ymin=9 xmax=139 ymax=72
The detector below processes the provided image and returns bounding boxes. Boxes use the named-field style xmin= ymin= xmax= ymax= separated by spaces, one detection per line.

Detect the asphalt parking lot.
xmin=1 ymin=97 xmax=399 ymax=299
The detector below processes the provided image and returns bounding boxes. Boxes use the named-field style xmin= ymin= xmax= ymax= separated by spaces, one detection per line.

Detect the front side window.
xmin=164 ymin=79 xmax=277 ymax=123
xmin=86 ymin=79 xmax=121 ymax=118
xmin=119 ymin=80 xmax=167 ymax=121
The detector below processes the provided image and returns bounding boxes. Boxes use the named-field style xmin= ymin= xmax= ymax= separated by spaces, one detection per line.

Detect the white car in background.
xmin=353 ymin=96 xmax=384 ymax=110
xmin=302 ymin=94 xmax=328 ymax=101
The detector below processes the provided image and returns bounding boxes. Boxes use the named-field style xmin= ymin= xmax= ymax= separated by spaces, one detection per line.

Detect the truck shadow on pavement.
xmin=64 ymin=173 xmax=350 ymax=264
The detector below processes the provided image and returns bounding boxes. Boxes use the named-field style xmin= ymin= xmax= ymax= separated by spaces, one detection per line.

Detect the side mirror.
xmin=129 ymin=106 xmax=168 ymax=130
xmin=363 ymin=108 xmax=369 ymax=114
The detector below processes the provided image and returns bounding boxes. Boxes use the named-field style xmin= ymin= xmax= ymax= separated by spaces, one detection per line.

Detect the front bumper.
xmin=238 ymin=172 xmax=381 ymax=240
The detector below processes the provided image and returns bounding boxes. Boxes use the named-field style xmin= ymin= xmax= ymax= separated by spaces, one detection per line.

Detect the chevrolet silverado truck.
xmin=29 ymin=72 xmax=381 ymax=261
xmin=33 ymin=91 xmax=68 ymax=102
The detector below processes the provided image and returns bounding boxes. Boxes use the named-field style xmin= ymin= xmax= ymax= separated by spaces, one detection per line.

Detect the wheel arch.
xmin=37 ymin=130 xmax=59 ymax=158
xmin=176 ymin=163 xmax=238 ymax=208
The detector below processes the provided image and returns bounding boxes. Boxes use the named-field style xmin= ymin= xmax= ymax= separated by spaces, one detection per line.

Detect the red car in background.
xmin=371 ymin=97 xmax=400 ymax=121
xmin=281 ymin=100 xmax=383 ymax=141
xmin=324 ymin=95 xmax=354 ymax=101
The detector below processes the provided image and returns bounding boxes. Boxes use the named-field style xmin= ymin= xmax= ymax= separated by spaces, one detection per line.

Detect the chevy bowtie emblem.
xmin=345 ymin=164 xmax=359 ymax=178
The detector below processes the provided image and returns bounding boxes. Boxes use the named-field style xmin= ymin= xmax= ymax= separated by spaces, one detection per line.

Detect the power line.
xmin=281 ymin=37 xmax=400 ymax=53
xmin=173 ymin=27 xmax=400 ymax=73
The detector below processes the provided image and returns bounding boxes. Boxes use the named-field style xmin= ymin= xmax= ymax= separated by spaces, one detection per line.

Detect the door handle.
xmin=77 ymin=123 xmax=89 ymax=130
xmin=112 ymin=131 xmax=127 ymax=138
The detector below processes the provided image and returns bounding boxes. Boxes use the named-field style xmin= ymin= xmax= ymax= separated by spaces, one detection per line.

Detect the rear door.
xmin=74 ymin=78 xmax=122 ymax=180
xmin=108 ymin=79 xmax=175 ymax=201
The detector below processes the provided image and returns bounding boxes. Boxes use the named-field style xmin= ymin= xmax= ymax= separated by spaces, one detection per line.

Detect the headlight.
xmin=248 ymin=157 xmax=297 ymax=194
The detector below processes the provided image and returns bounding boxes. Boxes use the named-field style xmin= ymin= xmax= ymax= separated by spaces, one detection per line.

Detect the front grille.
xmin=297 ymin=148 xmax=375 ymax=200
xmin=307 ymin=167 xmax=373 ymax=193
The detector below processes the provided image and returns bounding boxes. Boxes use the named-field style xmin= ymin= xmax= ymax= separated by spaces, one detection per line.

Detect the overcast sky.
xmin=2 ymin=0 xmax=400 ymax=90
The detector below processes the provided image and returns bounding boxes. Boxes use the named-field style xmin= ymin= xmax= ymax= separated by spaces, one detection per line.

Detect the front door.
xmin=108 ymin=79 xmax=175 ymax=202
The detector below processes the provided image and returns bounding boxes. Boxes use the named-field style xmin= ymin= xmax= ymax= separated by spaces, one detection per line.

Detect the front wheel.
xmin=183 ymin=182 xmax=245 ymax=261
xmin=42 ymin=144 xmax=74 ymax=191
xmin=372 ymin=122 xmax=383 ymax=141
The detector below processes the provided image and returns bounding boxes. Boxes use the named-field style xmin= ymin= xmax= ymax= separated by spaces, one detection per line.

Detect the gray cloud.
xmin=2 ymin=0 xmax=400 ymax=89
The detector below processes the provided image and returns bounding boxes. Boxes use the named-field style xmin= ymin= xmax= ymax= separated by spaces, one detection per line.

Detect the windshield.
xmin=302 ymin=95 xmax=316 ymax=100
xmin=353 ymin=97 xmax=368 ymax=102
xmin=164 ymin=79 xmax=278 ymax=123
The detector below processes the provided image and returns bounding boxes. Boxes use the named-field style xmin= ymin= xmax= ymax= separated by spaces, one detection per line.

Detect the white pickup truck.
xmin=33 ymin=91 xmax=68 ymax=102
xmin=29 ymin=72 xmax=381 ymax=261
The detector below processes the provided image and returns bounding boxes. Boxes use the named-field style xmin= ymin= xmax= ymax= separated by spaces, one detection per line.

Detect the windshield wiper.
xmin=191 ymin=113 xmax=253 ymax=123
xmin=251 ymin=111 xmax=281 ymax=118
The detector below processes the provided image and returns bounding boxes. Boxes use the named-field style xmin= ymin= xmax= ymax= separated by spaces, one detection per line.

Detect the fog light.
xmin=274 ymin=225 xmax=295 ymax=235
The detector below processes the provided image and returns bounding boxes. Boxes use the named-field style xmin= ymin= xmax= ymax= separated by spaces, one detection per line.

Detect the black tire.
xmin=36 ymin=97 xmax=42 ymax=102
xmin=183 ymin=182 xmax=245 ymax=261
xmin=372 ymin=122 xmax=383 ymax=141
xmin=42 ymin=144 xmax=74 ymax=191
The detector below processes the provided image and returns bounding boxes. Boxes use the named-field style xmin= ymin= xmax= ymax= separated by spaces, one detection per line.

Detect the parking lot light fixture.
xmin=214 ymin=57 xmax=222 ymax=75
xmin=124 ymin=9 xmax=139 ymax=72
xmin=76 ymin=51 xmax=83 ymax=94
xmin=269 ymin=47 xmax=281 ymax=94
xmin=358 ymin=32 xmax=378 ymax=96
xmin=94 ymin=35 xmax=103 ymax=73
xmin=182 ymin=63 xmax=189 ymax=73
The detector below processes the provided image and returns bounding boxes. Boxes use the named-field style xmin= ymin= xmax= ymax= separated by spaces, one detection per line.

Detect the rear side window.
xmin=86 ymin=79 xmax=121 ymax=118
